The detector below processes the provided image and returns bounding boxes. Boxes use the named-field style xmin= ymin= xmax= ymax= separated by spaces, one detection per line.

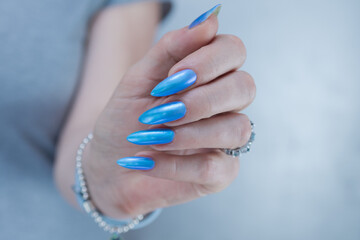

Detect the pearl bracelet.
xmin=73 ymin=133 xmax=144 ymax=237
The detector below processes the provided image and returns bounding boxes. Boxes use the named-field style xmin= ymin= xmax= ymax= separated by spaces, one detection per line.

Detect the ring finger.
xmin=148 ymin=112 xmax=251 ymax=151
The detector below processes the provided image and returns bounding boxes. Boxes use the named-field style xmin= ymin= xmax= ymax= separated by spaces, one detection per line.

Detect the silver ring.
xmin=220 ymin=121 xmax=255 ymax=158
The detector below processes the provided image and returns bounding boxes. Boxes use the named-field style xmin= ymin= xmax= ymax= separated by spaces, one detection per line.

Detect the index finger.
xmin=150 ymin=34 xmax=246 ymax=97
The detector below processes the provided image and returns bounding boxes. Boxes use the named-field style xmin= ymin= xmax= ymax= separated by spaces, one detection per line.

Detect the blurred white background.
xmin=126 ymin=0 xmax=360 ymax=239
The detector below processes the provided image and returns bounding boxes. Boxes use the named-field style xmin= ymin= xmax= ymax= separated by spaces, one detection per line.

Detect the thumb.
xmin=119 ymin=4 xmax=221 ymax=97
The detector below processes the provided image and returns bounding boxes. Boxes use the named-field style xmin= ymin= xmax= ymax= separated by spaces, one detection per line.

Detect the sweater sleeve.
xmin=103 ymin=0 xmax=172 ymax=21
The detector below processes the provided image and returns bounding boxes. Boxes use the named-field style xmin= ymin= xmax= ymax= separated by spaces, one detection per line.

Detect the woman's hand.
xmin=84 ymin=8 xmax=256 ymax=219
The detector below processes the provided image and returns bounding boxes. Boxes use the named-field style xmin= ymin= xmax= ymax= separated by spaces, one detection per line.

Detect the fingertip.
xmin=159 ymin=13 xmax=218 ymax=64
xmin=150 ymin=90 xmax=158 ymax=97
xmin=143 ymin=8 xmax=219 ymax=82
xmin=188 ymin=4 xmax=221 ymax=30
xmin=186 ymin=14 xmax=219 ymax=43
xmin=132 ymin=151 xmax=161 ymax=173
xmin=116 ymin=156 xmax=155 ymax=170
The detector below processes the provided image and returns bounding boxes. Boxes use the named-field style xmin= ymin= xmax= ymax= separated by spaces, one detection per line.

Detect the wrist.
xmin=73 ymin=133 xmax=159 ymax=235
xmin=80 ymin=134 xmax=159 ymax=220
xmin=82 ymin=139 xmax=131 ymax=220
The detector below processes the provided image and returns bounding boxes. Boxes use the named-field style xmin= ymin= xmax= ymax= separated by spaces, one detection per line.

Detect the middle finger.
xmin=162 ymin=70 xmax=256 ymax=126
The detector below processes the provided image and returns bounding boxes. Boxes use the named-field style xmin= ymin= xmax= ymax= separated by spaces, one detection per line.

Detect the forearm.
xmin=53 ymin=2 xmax=160 ymax=208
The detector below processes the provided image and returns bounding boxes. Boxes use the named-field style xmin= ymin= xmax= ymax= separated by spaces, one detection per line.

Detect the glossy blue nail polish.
xmin=127 ymin=129 xmax=174 ymax=145
xmin=151 ymin=69 xmax=197 ymax=97
xmin=139 ymin=101 xmax=186 ymax=125
xmin=116 ymin=156 xmax=155 ymax=170
xmin=189 ymin=4 xmax=222 ymax=29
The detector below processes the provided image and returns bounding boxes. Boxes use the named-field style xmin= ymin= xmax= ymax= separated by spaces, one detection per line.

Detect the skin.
xmin=54 ymin=2 xmax=256 ymax=220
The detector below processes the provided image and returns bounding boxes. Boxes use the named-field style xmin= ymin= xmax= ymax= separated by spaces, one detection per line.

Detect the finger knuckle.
xmin=161 ymin=31 xmax=174 ymax=46
xmin=197 ymin=154 xmax=238 ymax=195
xmin=183 ymin=89 xmax=213 ymax=121
xmin=160 ymin=32 xmax=182 ymax=63
xmin=193 ymin=183 xmax=220 ymax=196
xmin=240 ymin=71 xmax=256 ymax=103
xmin=239 ymin=114 xmax=252 ymax=146
xmin=230 ymin=71 xmax=256 ymax=109
xmin=228 ymin=113 xmax=251 ymax=147
xmin=217 ymin=127 xmax=231 ymax=147
xmin=231 ymin=114 xmax=245 ymax=148
xmin=200 ymin=153 xmax=221 ymax=184
xmin=224 ymin=34 xmax=246 ymax=56
xmin=199 ymin=88 xmax=214 ymax=117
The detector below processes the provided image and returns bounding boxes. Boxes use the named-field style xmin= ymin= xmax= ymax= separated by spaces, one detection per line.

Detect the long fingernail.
xmin=151 ymin=69 xmax=197 ymax=97
xmin=116 ymin=156 xmax=155 ymax=170
xmin=127 ymin=129 xmax=174 ymax=145
xmin=189 ymin=4 xmax=222 ymax=29
xmin=139 ymin=101 xmax=186 ymax=125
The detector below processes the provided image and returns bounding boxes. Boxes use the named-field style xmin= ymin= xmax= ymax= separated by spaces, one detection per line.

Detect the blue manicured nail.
xmin=117 ymin=156 xmax=155 ymax=170
xmin=151 ymin=69 xmax=197 ymax=97
xmin=139 ymin=101 xmax=186 ymax=125
xmin=127 ymin=129 xmax=174 ymax=145
xmin=189 ymin=4 xmax=222 ymax=29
